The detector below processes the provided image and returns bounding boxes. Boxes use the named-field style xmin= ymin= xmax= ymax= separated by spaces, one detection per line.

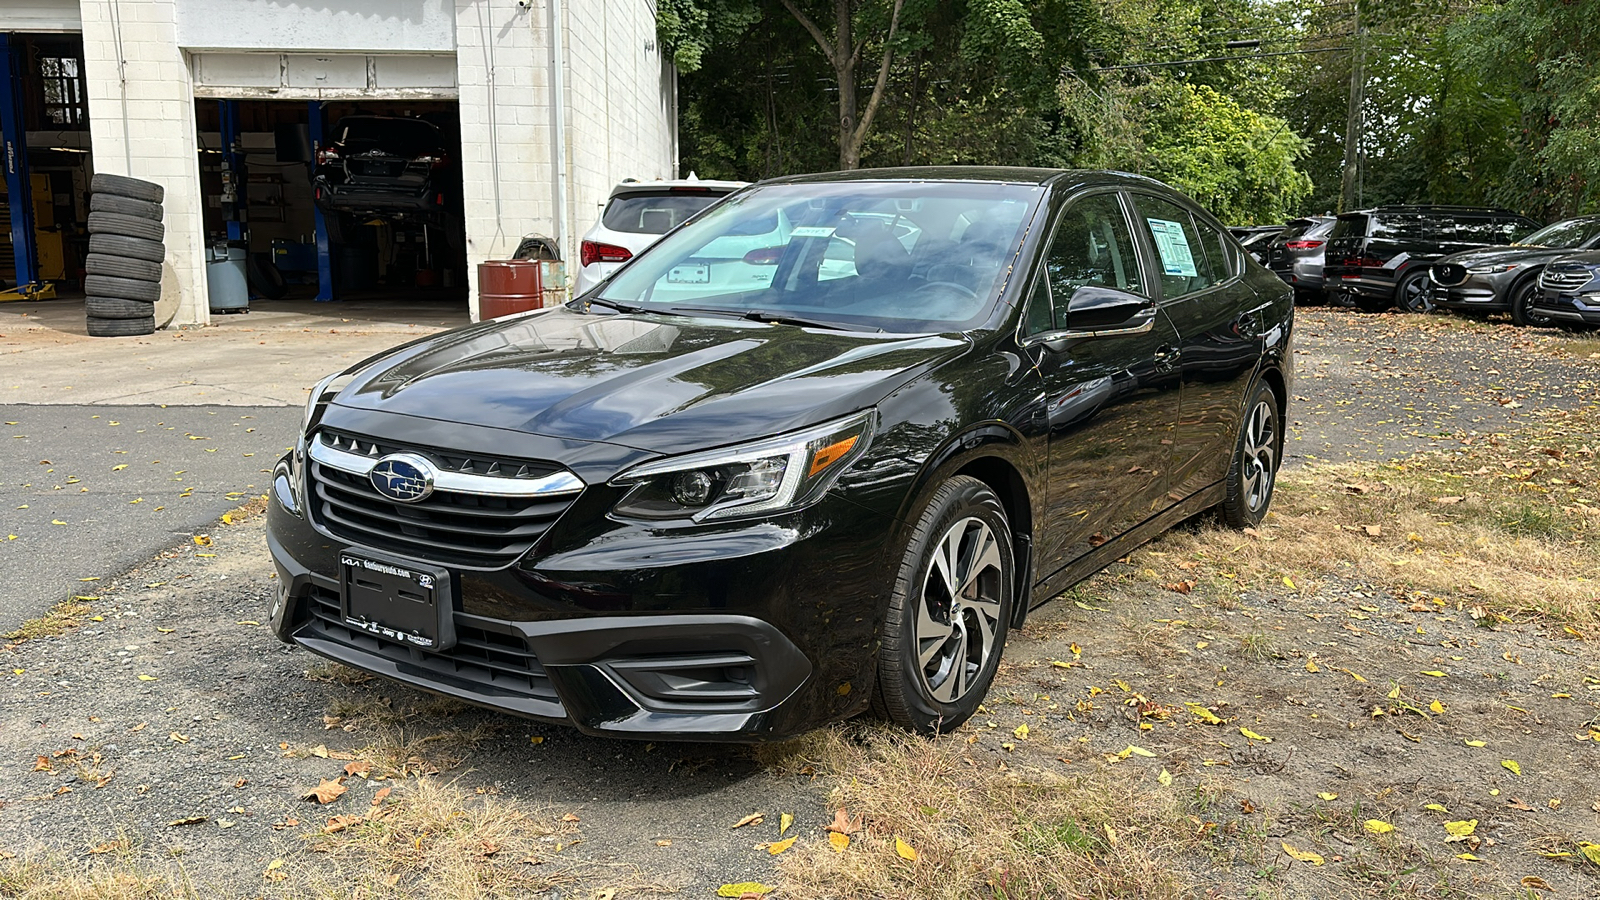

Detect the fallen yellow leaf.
xmin=895 ymin=836 xmax=918 ymax=861
xmin=1013 ymin=723 xmax=1030 ymax=740
xmin=765 ymin=836 xmax=796 ymax=856
xmin=1158 ymin=769 xmax=1173 ymax=787
xmin=1185 ymin=703 xmax=1223 ymax=725
xmin=1364 ymin=819 xmax=1395 ymax=835
xmin=1304 ymin=659 xmax=1319 ymax=673
xmin=1443 ymin=819 xmax=1477 ymax=838
xmin=730 ymin=812 xmax=764 ymax=829
xmin=1429 ymin=700 xmax=1445 ymax=714
xmin=1283 ymin=576 xmax=1296 ymax=589
xmin=779 ymin=812 xmax=793 ymax=836
xmin=1455 ymin=852 xmax=1483 ymax=861
xmin=1577 ymin=841 xmax=1600 ymax=867
xmin=1317 ymin=792 xmax=1338 ymax=801
xmin=1421 ymin=670 xmax=1447 ymax=677
xmin=828 ymin=832 xmax=850 ymax=852
xmin=1239 ymin=726 xmax=1271 ymax=743
xmin=716 ymin=884 xmax=773 ymax=897
xmin=1464 ymin=739 xmax=1485 ymax=748
xmin=193 ymin=535 xmax=212 ymax=547
xmin=1424 ymin=803 xmax=1448 ymax=813
xmin=1501 ymin=759 xmax=1522 ymax=776
xmin=1281 ymin=841 xmax=1324 ymax=866
xmin=1122 ymin=744 xmax=1157 ymax=758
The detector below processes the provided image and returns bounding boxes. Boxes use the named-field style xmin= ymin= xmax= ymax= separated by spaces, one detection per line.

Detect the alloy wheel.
xmin=1398 ymin=275 xmax=1433 ymax=313
xmin=915 ymin=516 xmax=1005 ymax=703
xmin=1242 ymin=399 xmax=1277 ymax=512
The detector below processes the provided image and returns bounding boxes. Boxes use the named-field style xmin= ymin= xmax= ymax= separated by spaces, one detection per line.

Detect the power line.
xmin=1073 ymin=45 xmax=1353 ymax=74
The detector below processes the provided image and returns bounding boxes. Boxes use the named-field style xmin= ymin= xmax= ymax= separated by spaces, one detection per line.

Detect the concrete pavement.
xmin=0 ymin=296 xmax=467 ymax=627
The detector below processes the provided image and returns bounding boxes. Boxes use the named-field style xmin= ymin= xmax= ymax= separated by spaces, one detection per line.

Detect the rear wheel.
xmin=1508 ymin=278 xmax=1551 ymax=328
xmin=1395 ymin=271 xmax=1433 ymax=313
xmin=1221 ymin=381 xmax=1281 ymax=529
xmin=874 ymin=476 xmax=1013 ymax=734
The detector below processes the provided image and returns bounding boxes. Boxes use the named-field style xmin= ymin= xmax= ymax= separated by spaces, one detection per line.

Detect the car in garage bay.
xmin=266 ymin=168 xmax=1292 ymax=740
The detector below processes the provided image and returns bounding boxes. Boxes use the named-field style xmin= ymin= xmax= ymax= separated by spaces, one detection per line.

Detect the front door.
xmin=1023 ymin=191 xmax=1183 ymax=579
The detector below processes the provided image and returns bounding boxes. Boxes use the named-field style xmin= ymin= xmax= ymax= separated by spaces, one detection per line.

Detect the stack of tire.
xmin=84 ymin=174 xmax=165 ymax=337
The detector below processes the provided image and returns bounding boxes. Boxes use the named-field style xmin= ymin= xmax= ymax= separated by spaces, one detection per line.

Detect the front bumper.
xmin=313 ymin=176 xmax=440 ymax=215
xmin=1531 ymin=291 xmax=1600 ymax=326
xmin=1429 ymin=272 xmax=1513 ymax=311
xmin=266 ymin=439 xmax=896 ymax=740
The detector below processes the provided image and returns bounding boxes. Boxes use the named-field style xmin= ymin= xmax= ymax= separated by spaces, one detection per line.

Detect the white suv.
xmin=575 ymin=177 xmax=747 ymax=294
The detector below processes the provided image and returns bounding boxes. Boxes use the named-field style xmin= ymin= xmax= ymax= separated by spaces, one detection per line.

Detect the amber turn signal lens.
xmin=808 ymin=435 xmax=859 ymax=477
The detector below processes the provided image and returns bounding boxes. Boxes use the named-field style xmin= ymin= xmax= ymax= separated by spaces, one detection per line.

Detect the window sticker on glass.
xmin=790 ymin=226 xmax=837 ymax=239
xmin=1145 ymin=218 xmax=1198 ymax=277
xmin=667 ymin=263 xmax=711 ymax=284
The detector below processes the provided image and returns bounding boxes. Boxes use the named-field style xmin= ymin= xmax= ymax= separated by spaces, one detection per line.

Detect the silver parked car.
xmin=575 ymin=178 xmax=747 ymax=294
xmin=1427 ymin=215 xmax=1600 ymax=326
xmin=1265 ymin=216 xmax=1335 ymax=304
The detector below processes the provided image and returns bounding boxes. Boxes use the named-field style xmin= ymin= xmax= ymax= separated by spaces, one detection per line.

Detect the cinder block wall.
xmin=79 ymin=0 xmax=210 ymax=327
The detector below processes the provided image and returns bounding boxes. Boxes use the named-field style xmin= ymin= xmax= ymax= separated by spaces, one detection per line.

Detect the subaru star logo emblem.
xmin=370 ymin=454 xmax=436 ymax=503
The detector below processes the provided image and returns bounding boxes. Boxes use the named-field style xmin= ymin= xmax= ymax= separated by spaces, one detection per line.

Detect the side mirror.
xmin=1063 ymin=285 xmax=1154 ymax=332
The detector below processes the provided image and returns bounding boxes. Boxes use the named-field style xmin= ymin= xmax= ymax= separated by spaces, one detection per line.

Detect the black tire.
xmin=84 ymin=274 xmax=161 ymax=302
xmin=90 ymin=173 xmax=164 ymax=204
xmin=873 ymin=475 xmax=1014 ymax=734
xmin=86 ymin=315 xmax=155 ymax=337
xmin=84 ymin=253 xmax=162 ymax=282
xmin=1221 ymin=380 xmax=1282 ymax=529
xmin=1508 ymin=278 xmax=1552 ymax=328
xmin=85 ymin=296 xmax=155 ymax=319
xmin=1394 ymin=270 xmax=1433 ymax=313
xmin=87 ymin=211 xmax=164 ymax=242
xmin=89 ymin=193 xmax=163 ymax=221
xmin=88 ymin=234 xmax=165 ymax=264
xmin=247 ymin=252 xmax=289 ymax=300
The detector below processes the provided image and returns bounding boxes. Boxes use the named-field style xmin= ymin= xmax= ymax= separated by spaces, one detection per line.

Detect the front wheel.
xmin=1395 ymin=271 xmax=1433 ymax=313
xmin=874 ymin=476 xmax=1014 ymax=734
xmin=1508 ymin=278 xmax=1551 ymax=328
xmin=1221 ymin=381 xmax=1282 ymax=529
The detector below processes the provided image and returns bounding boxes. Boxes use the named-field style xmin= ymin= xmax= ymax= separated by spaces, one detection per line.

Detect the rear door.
xmin=1130 ymin=192 xmax=1264 ymax=503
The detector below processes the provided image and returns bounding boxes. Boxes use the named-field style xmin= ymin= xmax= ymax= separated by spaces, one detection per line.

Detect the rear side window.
xmin=1329 ymin=215 xmax=1368 ymax=240
xmin=1133 ymin=195 xmax=1220 ymax=299
xmin=1368 ymin=214 xmax=1426 ymax=241
xmin=602 ymin=191 xmax=724 ymax=234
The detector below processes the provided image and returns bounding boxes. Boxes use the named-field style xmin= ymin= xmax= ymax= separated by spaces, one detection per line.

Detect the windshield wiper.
xmin=581 ymin=297 xmax=649 ymax=315
xmin=666 ymin=306 xmax=876 ymax=333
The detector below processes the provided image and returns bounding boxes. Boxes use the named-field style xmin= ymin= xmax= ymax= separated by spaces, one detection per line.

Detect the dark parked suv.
xmin=1426 ymin=216 xmax=1600 ymax=326
xmin=1324 ymin=206 xmax=1538 ymax=312
xmin=266 ymin=168 xmax=1292 ymax=740
xmin=313 ymin=116 xmax=451 ymax=219
xmin=1531 ymin=252 xmax=1600 ymax=331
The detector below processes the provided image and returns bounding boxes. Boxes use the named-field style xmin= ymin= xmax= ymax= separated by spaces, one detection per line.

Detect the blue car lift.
xmin=308 ymin=100 xmax=334 ymax=301
xmin=0 ymin=32 xmax=53 ymax=302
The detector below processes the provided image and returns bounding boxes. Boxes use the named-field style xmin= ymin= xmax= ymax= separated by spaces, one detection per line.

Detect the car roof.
xmin=1339 ymin=205 xmax=1528 ymax=217
xmin=610 ymin=178 xmax=748 ymax=197
xmin=754 ymin=166 xmax=1174 ymax=192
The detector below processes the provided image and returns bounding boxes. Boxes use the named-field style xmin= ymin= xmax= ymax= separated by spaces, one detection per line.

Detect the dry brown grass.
xmin=764 ymin=726 xmax=1215 ymax=900
xmin=2 ymin=599 xmax=93 ymax=644
xmin=1146 ymin=407 xmax=1600 ymax=634
xmin=0 ymin=854 xmax=196 ymax=900
xmin=302 ymin=776 xmax=580 ymax=899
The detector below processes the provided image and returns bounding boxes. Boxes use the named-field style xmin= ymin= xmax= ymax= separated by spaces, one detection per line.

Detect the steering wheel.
xmin=914 ymin=280 xmax=978 ymax=300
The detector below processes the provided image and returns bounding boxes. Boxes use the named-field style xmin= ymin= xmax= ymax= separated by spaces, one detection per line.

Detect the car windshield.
xmin=335 ymin=118 xmax=442 ymax=157
xmin=594 ymin=181 xmax=1042 ymax=333
xmin=603 ymin=190 xmax=728 ymax=234
xmin=1515 ymin=217 xmax=1600 ymax=249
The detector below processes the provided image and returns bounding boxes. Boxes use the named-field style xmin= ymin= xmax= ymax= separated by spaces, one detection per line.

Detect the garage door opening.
xmin=192 ymin=99 xmax=467 ymax=314
xmin=1 ymin=31 xmax=92 ymax=302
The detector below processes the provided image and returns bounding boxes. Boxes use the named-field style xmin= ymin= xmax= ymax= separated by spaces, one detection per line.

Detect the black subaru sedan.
xmin=267 ymin=168 xmax=1292 ymax=740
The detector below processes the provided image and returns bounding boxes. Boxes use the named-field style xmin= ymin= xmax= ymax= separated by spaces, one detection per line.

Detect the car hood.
xmin=331 ymin=306 xmax=968 ymax=453
xmin=1435 ymin=245 xmax=1566 ymax=267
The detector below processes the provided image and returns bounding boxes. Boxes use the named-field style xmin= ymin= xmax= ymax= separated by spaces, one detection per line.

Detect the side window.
xmin=1031 ymin=193 xmax=1144 ymax=332
xmin=1201 ymin=220 xmax=1236 ymax=280
xmin=1133 ymin=195 xmax=1219 ymax=299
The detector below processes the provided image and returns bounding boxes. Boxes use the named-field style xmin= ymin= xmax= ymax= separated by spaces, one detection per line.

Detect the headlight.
xmin=1467 ymin=263 xmax=1518 ymax=275
xmin=610 ymin=411 xmax=876 ymax=522
xmin=301 ymin=371 xmax=357 ymax=433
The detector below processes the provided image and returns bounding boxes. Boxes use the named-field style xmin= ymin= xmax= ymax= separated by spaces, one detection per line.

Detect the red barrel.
xmin=477 ymin=260 xmax=546 ymax=318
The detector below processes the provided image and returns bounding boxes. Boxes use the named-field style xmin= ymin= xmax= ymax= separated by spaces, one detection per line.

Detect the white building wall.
xmin=0 ymin=1 xmax=81 ymax=32
xmin=79 ymin=0 xmax=211 ymax=327
xmin=67 ymin=0 xmax=676 ymax=328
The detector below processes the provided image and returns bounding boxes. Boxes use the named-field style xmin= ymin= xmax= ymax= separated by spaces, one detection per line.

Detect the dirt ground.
xmin=2 ymin=308 xmax=1597 ymax=899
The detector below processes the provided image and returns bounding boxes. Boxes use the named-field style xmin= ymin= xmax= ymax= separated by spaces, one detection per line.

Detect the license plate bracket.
xmin=339 ymin=550 xmax=455 ymax=652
